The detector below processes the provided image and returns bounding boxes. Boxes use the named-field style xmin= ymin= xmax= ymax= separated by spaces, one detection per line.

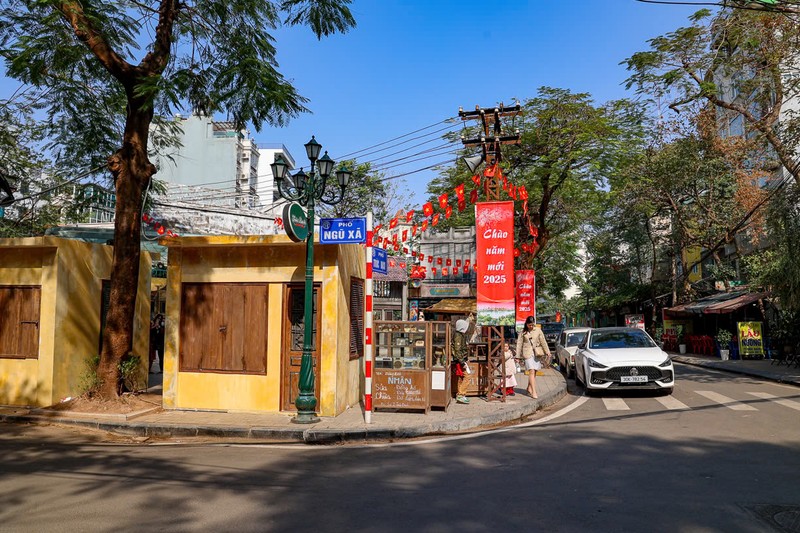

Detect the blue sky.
xmin=1 ymin=1 xmax=703 ymax=207
xmin=254 ymin=0 xmax=702 ymax=205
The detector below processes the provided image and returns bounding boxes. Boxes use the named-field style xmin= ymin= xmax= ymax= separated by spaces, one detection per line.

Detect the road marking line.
xmin=696 ymin=390 xmax=757 ymax=411
xmin=602 ymin=398 xmax=630 ymax=411
xmin=747 ymin=392 xmax=800 ymax=411
xmin=655 ymin=396 xmax=690 ymax=410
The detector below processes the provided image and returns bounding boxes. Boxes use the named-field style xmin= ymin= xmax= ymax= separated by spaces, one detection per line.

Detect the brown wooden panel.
xmin=0 ymin=287 xmax=19 ymax=356
xmin=0 ymin=287 xmax=40 ymax=359
xmin=18 ymin=287 xmax=40 ymax=358
xmin=349 ymin=278 xmax=364 ymax=359
xmin=180 ymin=283 xmax=268 ymax=374
xmin=242 ymin=284 xmax=267 ymax=373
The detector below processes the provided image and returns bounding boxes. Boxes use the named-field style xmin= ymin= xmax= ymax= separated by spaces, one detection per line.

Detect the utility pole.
xmin=458 ymin=103 xmax=521 ymax=402
xmin=459 ymin=103 xmax=521 ymax=200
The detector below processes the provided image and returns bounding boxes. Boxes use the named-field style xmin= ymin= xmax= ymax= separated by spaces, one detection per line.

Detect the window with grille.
xmin=349 ymin=277 xmax=365 ymax=360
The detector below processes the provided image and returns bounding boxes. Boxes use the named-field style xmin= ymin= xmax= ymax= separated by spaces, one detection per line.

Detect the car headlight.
xmin=658 ymin=356 xmax=673 ymax=368
xmin=587 ymin=357 xmax=607 ymax=369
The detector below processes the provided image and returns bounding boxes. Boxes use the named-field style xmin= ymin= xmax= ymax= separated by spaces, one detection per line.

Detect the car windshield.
xmin=589 ymin=330 xmax=657 ymax=349
xmin=566 ymin=332 xmax=588 ymax=347
xmin=542 ymin=323 xmax=564 ymax=334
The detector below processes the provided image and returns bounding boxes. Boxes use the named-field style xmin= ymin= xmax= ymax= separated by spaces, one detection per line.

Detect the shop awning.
xmin=664 ymin=290 xmax=769 ymax=316
xmin=423 ymin=298 xmax=477 ymax=314
xmin=703 ymin=291 xmax=770 ymax=314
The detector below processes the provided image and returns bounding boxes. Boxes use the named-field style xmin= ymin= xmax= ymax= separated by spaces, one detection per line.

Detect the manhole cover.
xmin=745 ymin=504 xmax=800 ymax=532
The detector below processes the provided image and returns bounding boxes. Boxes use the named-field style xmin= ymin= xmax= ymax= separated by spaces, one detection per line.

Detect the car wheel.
xmin=660 ymin=387 xmax=674 ymax=396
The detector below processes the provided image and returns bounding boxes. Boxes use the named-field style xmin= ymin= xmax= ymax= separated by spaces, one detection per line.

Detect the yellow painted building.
xmin=161 ymin=235 xmax=366 ymax=417
xmin=684 ymin=246 xmax=703 ymax=284
xmin=0 ymin=237 xmax=151 ymax=406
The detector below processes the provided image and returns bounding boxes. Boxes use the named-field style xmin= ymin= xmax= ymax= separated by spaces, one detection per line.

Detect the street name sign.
xmin=319 ymin=217 xmax=367 ymax=244
xmin=373 ymin=247 xmax=388 ymax=275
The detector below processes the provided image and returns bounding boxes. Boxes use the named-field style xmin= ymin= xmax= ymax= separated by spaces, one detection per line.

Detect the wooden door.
xmin=281 ymin=283 xmax=321 ymax=411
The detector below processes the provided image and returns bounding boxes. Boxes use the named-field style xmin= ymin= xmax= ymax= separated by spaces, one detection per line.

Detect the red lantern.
xmin=157 ymin=225 xmax=165 ymax=235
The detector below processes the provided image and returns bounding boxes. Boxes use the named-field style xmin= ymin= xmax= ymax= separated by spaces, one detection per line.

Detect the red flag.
xmin=456 ymin=259 xmax=461 ymax=268
xmin=437 ymin=257 xmax=442 ymax=265
xmin=438 ymin=193 xmax=448 ymax=210
xmin=443 ymin=267 xmax=449 ymax=276
xmin=465 ymin=259 xmax=471 ymax=267
xmin=403 ymin=247 xmax=409 ymax=254
xmin=423 ymin=202 xmax=434 ymax=217
xmin=392 ymin=233 xmax=398 ymax=244
xmin=445 ymin=205 xmax=452 ymax=219
xmin=389 ymin=258 xmax=396 ymax=267
xmin=374 ymin=223 xmax=383 ymax=233
xmin=432 ymin=267 xmax=437 ymax=275
xmin=421 ymin=220 xmax=428 ymax=231
xmin=402 ymin=229 xmax=408 ymax=242
xmin=389 ymin=217 xmax=399 ymax=229
xmin=419 ymin=253 xmax=425 ymax=261
xmin=411 ymin=251 xmax=417 ymax=258
xmin=458 ymin=199 xmax=466 ymax=212
xmin=412 ymin=224 xmax=418 ymax=236
xmin=432 ymin=213 xmax=440 ymax=226
xmin=510 ymin=185 xmax=517 ymax=200
xmin=502 ymin=176 xmax=509 ymax=191
xmin=406 ymin=209 xmax=415 ymax=222
xmin=472 ymin=174 xmax=481 ymax=186
xmin=518 ymin=185 xmax=528 ymax=201
xmin=446 ymin=258 xmax=452 ymax=266
xmin=393 ymin=242 xmax=400 ymax=251
xmin=455 ymin=183 xmax=465 ymax=200
xmin=514 ymin=248 xmax=521 ymax=257
xmin=428 ymin=256 xmax=433 ymax=263
xmin=142 ymin=213 xmax=150 ymax=222
xmin=483 ymin=164 xmax=496 ymax=178
xmin=463 ymin=266 xmax=469 ymax=274
xmin=470 ymin=189 xmax=478 ymax=204
xmin=399 ymin=261 xmax=407 ymax=269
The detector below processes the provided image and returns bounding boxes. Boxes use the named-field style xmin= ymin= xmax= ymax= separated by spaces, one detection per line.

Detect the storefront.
xmin=0 ymin=237 xmax=151 ymax=406
xmin=160 ymin=235 xmax=365 ymax=417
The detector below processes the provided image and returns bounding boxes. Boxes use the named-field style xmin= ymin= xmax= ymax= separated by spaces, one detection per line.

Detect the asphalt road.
xmin=1 ymin=363 xmax=799 ymax=533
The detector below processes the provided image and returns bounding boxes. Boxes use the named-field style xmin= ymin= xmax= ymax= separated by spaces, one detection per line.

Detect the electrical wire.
xmin=12 ymin=165 xmax=106 ymax=203
xmin=333 ymin=117 xmax=458 ymax=160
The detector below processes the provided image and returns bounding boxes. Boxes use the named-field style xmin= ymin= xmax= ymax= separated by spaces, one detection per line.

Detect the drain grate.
xmin=745 ymin=504 xmax=800 ymax=533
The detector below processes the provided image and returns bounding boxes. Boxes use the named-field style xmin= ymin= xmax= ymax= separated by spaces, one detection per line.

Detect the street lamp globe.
xmin=304 ymin=135 xmax=322 ymax=161
xmin=336 ymin=166 xmax=352 ymax=188
xmin=317 ymin=151 xmax=335 ymax=178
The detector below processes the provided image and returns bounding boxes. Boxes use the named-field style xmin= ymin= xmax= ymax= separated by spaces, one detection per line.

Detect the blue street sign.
xmin=373 ymin=247 xmax=388 ymax=275
xmin=319 ymin=217 xmax=367 ymax=244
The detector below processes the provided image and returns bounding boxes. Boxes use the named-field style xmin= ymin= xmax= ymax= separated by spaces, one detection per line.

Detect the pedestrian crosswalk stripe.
xmin=696 ymin=390 xmax=757 ymax=411
xmin=655 ymin=396 xmax=690 ymax=410
xmin=602 ymin=397 xmax=630 ymax=410
xmin=747 ymin=392 xmax=800 ymax=411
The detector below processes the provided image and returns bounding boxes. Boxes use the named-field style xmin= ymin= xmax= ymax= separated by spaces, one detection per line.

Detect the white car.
xmin=575 ymin=327 xmax=674 ymax=394
xmin=555 ymin=327 xmax=590 ymax=379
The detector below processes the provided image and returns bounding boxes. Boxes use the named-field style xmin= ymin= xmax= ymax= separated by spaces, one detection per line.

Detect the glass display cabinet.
xmin=373 ymin=321 xmax=451 ymax=412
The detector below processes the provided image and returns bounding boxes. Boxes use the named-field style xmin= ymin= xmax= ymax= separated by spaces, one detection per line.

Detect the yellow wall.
xmin=0 ymin=237 xmax=151 ymax=407
xmin=162 ymin=235 xmax=365 ymax=417
xmin=683 ymin=247 xmax=703 ymax=284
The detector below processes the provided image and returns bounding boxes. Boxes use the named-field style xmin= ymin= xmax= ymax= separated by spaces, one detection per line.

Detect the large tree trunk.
xmin=97 ymin=103 xmax=155 ymax=398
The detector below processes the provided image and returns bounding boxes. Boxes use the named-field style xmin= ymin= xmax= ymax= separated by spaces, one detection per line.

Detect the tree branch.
xmin=52 ymin=1 xmax=132 ymax=81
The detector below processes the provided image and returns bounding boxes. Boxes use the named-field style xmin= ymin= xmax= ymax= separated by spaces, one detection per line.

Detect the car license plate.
xmin=620 ymin=375 xmax=648 ymax=383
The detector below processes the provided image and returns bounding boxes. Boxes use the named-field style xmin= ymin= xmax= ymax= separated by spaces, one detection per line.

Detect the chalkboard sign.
xmin=373 ymin=369 xmax=428 ymax=411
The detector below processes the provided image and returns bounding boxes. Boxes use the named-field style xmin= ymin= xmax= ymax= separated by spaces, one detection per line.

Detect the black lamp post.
xmin=271 ymin=136 xmax=351 ymax=423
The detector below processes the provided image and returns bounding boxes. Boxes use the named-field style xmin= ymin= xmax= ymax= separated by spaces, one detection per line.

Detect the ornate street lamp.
xmin=271 ymin=136 xmax=351 ymax=423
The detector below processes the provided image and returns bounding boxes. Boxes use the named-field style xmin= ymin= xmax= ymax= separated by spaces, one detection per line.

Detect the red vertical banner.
xmin=475 ymin=201 xmax=515 ymax=325
xmin=515 ymin=270 xmax=536 ymax=332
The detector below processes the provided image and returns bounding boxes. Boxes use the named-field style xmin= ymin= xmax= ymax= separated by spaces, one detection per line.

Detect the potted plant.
xmin=676 ymin=325 xmax=687 ymax=354
xmin=716 ymin=329 xmax=733 ymax=360
xmin=654 ymin=326 xmax=664 ymax=348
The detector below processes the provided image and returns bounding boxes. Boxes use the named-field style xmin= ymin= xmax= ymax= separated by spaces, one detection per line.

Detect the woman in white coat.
xmin=516 ymin=316 xmax=550 ymax=398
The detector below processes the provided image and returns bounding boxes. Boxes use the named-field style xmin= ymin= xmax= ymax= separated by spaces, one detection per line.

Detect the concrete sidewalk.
xmin=672 ymin=353 xmax=800 ymax=386
xmin=0 ymin=370 xmax=568 ymax=444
